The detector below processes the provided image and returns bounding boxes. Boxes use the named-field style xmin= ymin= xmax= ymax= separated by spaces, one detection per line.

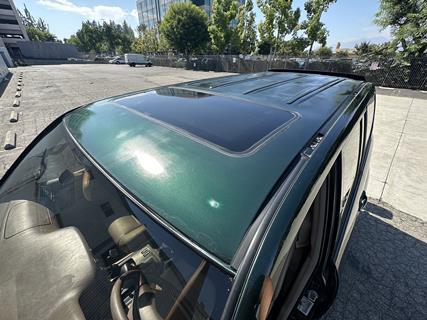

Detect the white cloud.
xmin=130 ymin=9 xmax=138 ymax=18
xmin=37 ymin=0 xmax=137 ymax=23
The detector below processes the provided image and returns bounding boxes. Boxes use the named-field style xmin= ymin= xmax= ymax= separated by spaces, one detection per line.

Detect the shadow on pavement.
xmin=367 ymin=201 xmax=394 ymax=220
xmin=323 ymin=201 xmax=427 ymax=320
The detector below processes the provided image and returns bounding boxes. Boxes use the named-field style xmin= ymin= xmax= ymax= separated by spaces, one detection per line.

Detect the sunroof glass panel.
xmin=115 ymin=88 xmax=295 ymax=153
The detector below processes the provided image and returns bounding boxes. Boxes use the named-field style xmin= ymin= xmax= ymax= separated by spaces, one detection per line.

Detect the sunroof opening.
xmin=115 ymin=88 xmax=296 ymax=153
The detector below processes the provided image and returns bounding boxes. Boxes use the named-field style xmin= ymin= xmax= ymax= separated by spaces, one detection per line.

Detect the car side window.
xmin=340 ymin=122 xmax=361 ymax=209
xmin=366 ymin=96 xmax=375 ymax=140
xmin=267 ymin=160 xmax=340 ymax=319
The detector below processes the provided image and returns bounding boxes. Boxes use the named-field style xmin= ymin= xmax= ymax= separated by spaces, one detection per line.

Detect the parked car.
xmin=109 ymin=56 xmax=126 ymax=64
xmin=125 ymin=53 xmax=153 ymax=67
xmin=0 ymin=70 xmax=374 ymax=320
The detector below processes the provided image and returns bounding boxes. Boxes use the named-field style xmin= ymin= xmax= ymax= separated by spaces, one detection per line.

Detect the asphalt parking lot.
xmin=0 ymin=64 xmax=426 ymax=319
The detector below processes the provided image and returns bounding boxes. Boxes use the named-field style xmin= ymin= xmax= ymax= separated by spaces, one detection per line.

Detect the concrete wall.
xmin=0 ymin=37 xmax=13 ymax=67
xmin=0 ymin=47 xmax=13 ymax=67
xmin=17 ymin=41 xmax=78 ymax=59
xmin=0 ymin=54 xmax=9 ymax=81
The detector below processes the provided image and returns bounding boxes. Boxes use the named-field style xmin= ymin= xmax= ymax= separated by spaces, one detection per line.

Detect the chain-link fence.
xmin=148 ymin=55 xmax=427 ymax=90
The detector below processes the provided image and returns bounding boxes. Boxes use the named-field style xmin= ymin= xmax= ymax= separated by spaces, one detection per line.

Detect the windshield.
xmin=0 ymin=121 xmax=232 ymax=320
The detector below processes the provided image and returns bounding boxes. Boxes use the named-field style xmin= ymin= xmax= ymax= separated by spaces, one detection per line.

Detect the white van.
xmin=124 ymin=53 xmax=153 ymax=67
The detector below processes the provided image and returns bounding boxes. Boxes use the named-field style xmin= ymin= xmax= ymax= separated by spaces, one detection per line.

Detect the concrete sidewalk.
xmin=368 ymin=94 xmax=427 ymax=221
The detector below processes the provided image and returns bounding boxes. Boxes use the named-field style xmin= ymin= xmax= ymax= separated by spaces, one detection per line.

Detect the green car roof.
xmin=64 ymin=71 xmax=364 ymax=263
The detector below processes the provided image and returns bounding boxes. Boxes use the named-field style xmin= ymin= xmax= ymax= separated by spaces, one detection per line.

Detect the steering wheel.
xmin=110 ymin=269 xmax=162 ymax=320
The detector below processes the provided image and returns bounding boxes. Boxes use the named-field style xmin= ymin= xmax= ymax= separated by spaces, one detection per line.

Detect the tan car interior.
xmin=0 ymin=167 xmax=217 ymax=320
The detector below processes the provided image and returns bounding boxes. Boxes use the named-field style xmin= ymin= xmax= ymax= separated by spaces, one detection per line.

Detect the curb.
xmin=4 ymin=131 xmax=16 ymax=150
xmin=9 ymin=111 xmax=18 ymax=123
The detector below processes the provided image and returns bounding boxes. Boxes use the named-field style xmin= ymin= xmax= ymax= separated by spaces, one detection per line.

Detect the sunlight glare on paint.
xmin=135 ymin=151 xmax=165 ymax=175
xmin=208 ymin=198 xmax=220 ymax=209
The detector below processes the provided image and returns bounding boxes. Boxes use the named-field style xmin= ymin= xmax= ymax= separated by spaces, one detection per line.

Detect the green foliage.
xmin=335 ymin=50 xmax=349 ymax=57
xmin=275 ymin=1 xmax=301 ymax=52
xmin=302 ymin=0 xmax=337 ymax=56
xmin=118 ymin=21 xmax=136 ymax=54
xmin=257 ymin=39 xmax=273 ymax=55
xmin=257 ymin=0 xmax=301 ymax=56
xmin=257 ymin=2 xmax=275 ymax=47
xmin=375 ymin=0 xmax=427 ymax=58
xmin=67 ymin=35 xmax=80 ymax=47
xmin=132 ymin=28 xmax=169 ymax=53
xmin=158 ymin=33 xmax=170 ymax=53
xmin=209 ymin=0 xmax=239 ymax=54
xmin=160 ymin=3 xmax=209 ymax=56
xmin=137 ymin=24 xmax=147 ymax=34
xmin=354 ymin=41 xmax=393 ymax=57
xmin=354 ymin=41 xmax=372 ymax=56
xmin=314 ymin=46 xmax=332 ymax=58
xmin=236 ymin=0 xmax=257 ymax=54
xmin=71 ymin=21 xmax=101 ymax=52
xmin=280 ymin=37 xmax=310 ymax=56
xmin=67 ymin=20 xmax=135 ymax=54
xmin=25 ymin=26 xmax=56 ymax=42
xmin=18 ymin=4 xmax=58 ymax=42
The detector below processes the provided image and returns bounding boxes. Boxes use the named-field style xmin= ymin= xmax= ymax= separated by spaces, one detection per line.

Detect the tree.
xmin=72 ymin=21 xmax=103 ymax=52
xmin=67 ymin=20 xmax=135 ymax=54
xmin=354 ymin=41 xmax=393 ymax=57
xmin=137 ymin=24 xmax=147 ymax=34
xmin=257 ymin=2 xmax=275 ymax=54
xmin=257 ymin=39 xmax=273 ymax=54
xmin=273 ymin=1 xmax=301 ymax=56
xmin=236 ymin=0 xmax=257 ymax=54
xmin=117 ymin=20 xmax=135 ymax=54
xmin=314 ymin=46 xmax=332 ymax=58
xmin=257 ymin=0 xmax=301 ymax=57
xmin=375 ymin=0 xmax=427 ymax=59
xmin=67 ymin=35 xmax=81 ymax=48
xmin=132 ymin=28 xmax=159 ymax=53
xmin=280 ymin=37 xmax=310 ymax=56
xmin=18 ymin=4 xmax=57 ymax=42
xmin=160 ymin=3 xmax=209 ymax=57
xmin=158 ymin=33 xmax=170 ymax=53
xmin=354 ymin=41 xmax=372 ymax=56
xmin=209 ymin=0 xmax=239 ymax=54
xmin=335 ymin=50 xmax=349 ymax=57
xmin=302 ymin=0 xmax=337 ymax=59
xmin=26 ymin=26 xmax=57 ymax=42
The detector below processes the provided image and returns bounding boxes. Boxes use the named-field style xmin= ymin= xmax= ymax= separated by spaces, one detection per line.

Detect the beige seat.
xmin=108 ymin=216 xmax=148 ymax=252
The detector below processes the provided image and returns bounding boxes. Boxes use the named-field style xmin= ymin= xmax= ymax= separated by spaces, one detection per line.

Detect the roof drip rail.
xmin=208 ymin=72 xmax=275 ymax=89
xmin=243 ymin=75 xmax=309 ymax=95
xmin=287 ymin=79 xmax=345 ymax=104
xmin=269 ymin=69 xmax=367 ymax=82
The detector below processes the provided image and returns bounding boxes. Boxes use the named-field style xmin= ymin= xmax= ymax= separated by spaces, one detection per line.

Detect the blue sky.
xmin=15 ymin=0 xmax=390 ymax=48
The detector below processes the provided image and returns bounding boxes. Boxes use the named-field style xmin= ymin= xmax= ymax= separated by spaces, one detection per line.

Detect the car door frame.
xmin=221 ymin=83 xmax=375 ymax=320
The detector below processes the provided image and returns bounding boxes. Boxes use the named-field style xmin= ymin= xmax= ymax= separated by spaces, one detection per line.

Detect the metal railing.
xmin=148 ymin=55 xmax=427 ymax=90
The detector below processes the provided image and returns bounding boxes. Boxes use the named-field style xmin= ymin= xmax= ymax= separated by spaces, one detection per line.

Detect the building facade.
xmin=0 ymin=0 xmax=28 ymax=45
xmin=136 ymin=0 xmax=213 ymax=31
